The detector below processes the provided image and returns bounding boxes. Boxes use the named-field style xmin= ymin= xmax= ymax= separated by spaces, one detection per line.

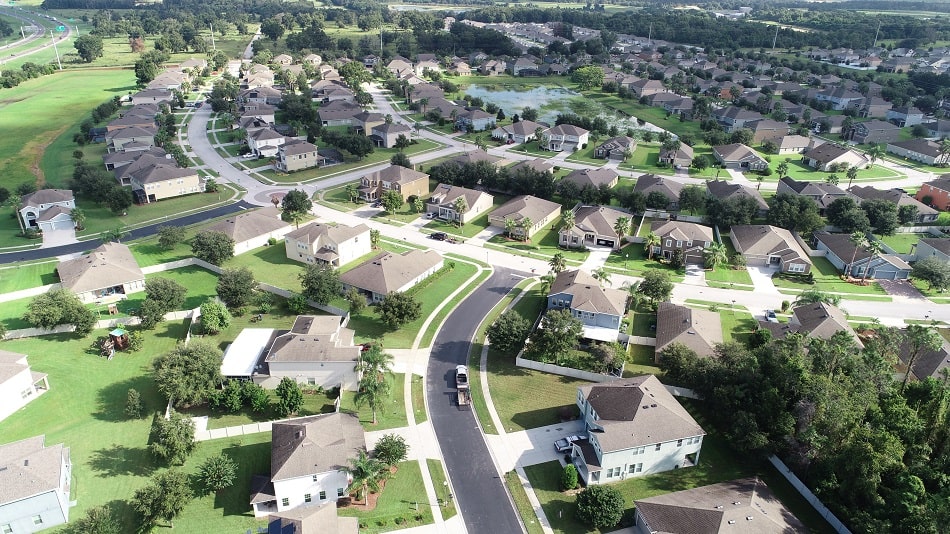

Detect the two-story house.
xmin=559 ymin=205 xmax=633 ymax=250
xmin=370 ymin=123 xmax=412 ymax=149
xmin=18 ymin=189 xmax=75 ymax=232
xmin=713 ymin=106 xmax=764 ymax=133
xmin=284 ymin=222 xmax=371 ymax=267
xmin=491 ymin=120 xmax=546 ymax=145
xmin=127 ymin=163 xmax=203 ymax=204
xmin=0 ymin=435 xmax=72 ymax=533
xmin=276 ymin=140 xmax=323 ymax=173
xmin=815 ymin=87 xmax=865 ymax=110
xmin=849 ymin=185 xmax=938 ymax=223
xmin=649 ymin=220 xmax=715 ymax=264
xmin=570 ymin=375 xmax=705 ymax=486
xmin=261 ymin=316 xmax=362 ymax=390
xmin=426 ymin=183 xmax=494 ymax=225
xmin=0 ymin=351 xmax=49 ymax=424
xmin=848 ymin=119 xmax=901 ymax=144
xmin=776 ymin=176 xmax=850 ymax=215
xmin=916 ymin=176 xmax=950 ymax=210
xmin=359 ymin=165 xmax=429 ymax=202
xmin=455 ymin=108 xmax=495 ymax=132
xmin=546 ymin=124 xmax=590 ymax=152
xmin=251 ymin=413 xmax=364 ymax=517
xmin=547 ymin=269 xmax=627 ymax=342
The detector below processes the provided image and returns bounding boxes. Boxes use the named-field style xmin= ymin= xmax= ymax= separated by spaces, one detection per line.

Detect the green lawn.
xmin=424 ymin=195 xmax=512 ymax=238
xmin=624 ymin=344 xmax=662 ymax=377
xmin=0 ymin=260 xmax=58 ymax=293
xmin=879 ymin=233 xmax=931 ymax=254
xmin=226 ymin=243 xmax=305 ymax=293
xmin=417 ymin=266 xmax=491 ymax=348
xmin=0 ymin=295 xmax=41 ymax=331
xmin=144 ymin=265 xmax=220 ymax=310
xmin=770 ymin=256 xmax=889 ymax=296
xmin=338 ymin=460 xmax=434 ymax=533
xmin=260 ymin=140 xmax=441 ymax=184
xmin=627 ymin=303 xmax=657 ymax=338
xmin=411 ymin=374 xmax=427 ymax=424
xmin=339 ymin=373 xmax=408 ymax=431
xmin=704 ymin=266 xmax=754 ymax=286
xmin=505 ymin=470 xmax=546 ymax=534
xmin=602 ymin=243 xmax=686 ymax=283
xmin=426 ymin=458 xmax=457 ymax=520
xmin=761 ymin=154 xmax=903 ymax=183
xmin=486 ymin=219 xmax=589 ymax=264
xmin=564 ymin=144 xmax=605 ymax=166
xmin=719 ymin=309 xmax=757 ymax=346
xmin=618 ymin=144 xmax=661 ymax=172
xmin=75 ymin=190 xmax=236 ymax=238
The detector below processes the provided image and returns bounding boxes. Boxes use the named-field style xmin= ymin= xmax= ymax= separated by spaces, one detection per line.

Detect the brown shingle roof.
xmin=57 ymin=243 xmax=144 ymax=294
xmin=265 ymin=316 xmax=359 ymax=364
xmin=490 ymin=195 xmax=561 ymax=225
xmin=0 ymin=435 xmax=68 ymax=504
xmin=561 ymin=168 xmax=618 ymax=189
xmin=655 ymin=302 xmax=724 ymax=357
xmin=21 ymin=189 xmax=73 ymax=207
xmin=549 ymin=270 xmax=626 ymax=316
xmin=270 ymin=413 xmax=364 ymax=481
xmin=730 ymin=225 xmax=811 ymax=267
xmin=205 ymin=207 xmax=288 ymax=243
xmin=340 ymin=250 xmax=443 ymax=296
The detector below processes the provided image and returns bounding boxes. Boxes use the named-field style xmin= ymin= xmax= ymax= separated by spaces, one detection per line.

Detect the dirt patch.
xmin=337 ymin=467 xmax=400 ymax=512
xmin=21 ymin=124 xmax=69 ymax=187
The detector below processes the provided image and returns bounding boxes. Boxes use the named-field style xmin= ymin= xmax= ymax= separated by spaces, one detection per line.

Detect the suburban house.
xmin=559 ymin=205 xmax=633 ymax=250
xmin=654 ymin=302 xmax=724 ymax=360
xmin=0 ymin=351 xmax=49 ymax=424
xmin=916 ymin=177 xmax=950 ymax=210
xmin=491 ymin=120 xmax=546 ymax=145
xmin=848 ymin=119 xmax=901 ymax=144
xmin=632 ymin=174 xmax=684 ymax=212
xmin=359 ymin=165 xmax=429 ymax=202
xmin=0 ymin=436 xmax=72 ymax=533
xmin=705 ymin=179 xmax=769 ymax=217
xmin=729 ymin=225 xmax=812 ymax=274
xmin=561 ymin=168 xmax=620 ymax=190
xmin=238 ymin=86 xmax=282 ymax=105
xmin=916 ymin=238 xmax=950 ymax=263
xmin=106 ymin=114 xmax=156 ymax=132
xmin=248 ymin=128 xmax=287 ymax=157
xmin=130 ymin=88 xmax=172 ymax=105
xmin=814 ymin=231 xmax=911 ymax=280
xmin=777 ymin=176 xmax=850 ymax=215
xmin=261 ymin=316 xmax=361 ymax=390
xmin=713 ymin=106 xmax=764 ymax=132
xmin=772 ymin=134 xmax=815 ymax=154
xmin=276 ymin=140 xmax=323 ymax=173
xmin=205 ymin=207 xmax=291 ymax=253
xmin=849 ymin=185 xmax=938 ymax=223
xmin=887 ymin=139 xmax=946 ymax=166
xmin=747 ymin=119 xmax=790 ymax=144
xmin=861 ymin=97 xmax=893 ymax=119
xmin=801 ymin=143 xmax=869 ymax=171
xmin=594 ymin=136 xmax=637 ymax=160
xmin=658 ymin=144 xmax=694 ymax=167
xmin=250 ymin=413 xmax=363 ymax=517
xmin=266 ymin=501 xmax=358 ymax=534
xmin=649 ymin=221 xmax=714 ymax=265
xmin=284 ymin=222 xmax=371 ymax=267
xmin=126 ymin=162 xmax=203 ymax=204
xmin=487 ymin=184 xmax=560 ymax=226
xmin=370 ymin=123 xmax=412 ymax=149
xmin=426 ymin=184 xmax=494 ymax=225
xmin=508 ymin=158 xmax=553 ymax=176
xmin=455 ymin=108 xmax=495 ymax=132
xmin=898 ymin=335 xmax=950 ymax=382
xmin=886 ymin=106 xmax=925 ymax=127
xmin=340 ymin=250 xmax=443 ymax=302
xmin=759 ymin=301 xmax=863 ymax=348
xmin=633 ymin=478 xmax=805 ymax=534
xmin=712 ymin=143 xmax=769 ymax=171
xmin=546 ymin=269 xmax=627 ymax=342
xmin=444 ymin=151 xmax=503 ymax=167
xmin=56 ymin=242 xmax=145 ymax=303
xmin=317 ymin=102 xmax=362 ymax=127
xmin=105 ymin=126 xmax=157 ymax=153
xmin=103 ymin=147 xmax=167 ymax=172
xmin=815 ymin=87 xmax=865 ymax=110
xmin=18 ymin=189 xmax=75 ymax=232
xmin=351 ymin=111 xmax=385 ymax=135
xmin=545 ymin=124 xmax=590 ymax=152
xmin=569 ymin=375 xmax=705 ymax=486
xmin=628 ymin=79 xmax=667 ymax=99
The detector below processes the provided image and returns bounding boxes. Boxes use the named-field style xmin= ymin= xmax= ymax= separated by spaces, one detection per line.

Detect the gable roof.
xmin=779 ymin=177 xmax=849 ymax=208
xmin=285 ymin=222 xmax=369 ymax=249
xmin=0 ymin=435 xmax=68 ymax=505
xmin=340 ymin=250 xmax=443 ymax=296
xmin=429 ymin=183 xmax=491 ymax=211
xmin=713 ymin=143 xmax=765 ymax=164
xmin=655 ymin=302 xmax=724 ymax=357
xmin=567 ymin=205 xmax=631 ymax=238
xmin=270 ymin=413 xmax=364 ymax=481
xmin=0 ymin=350 xmax=29 ymax=387
xmin=265 ymin=315 xmax=359 ymax=365
xmin=21 ymin=189 xmax=73 ymax=207
xmin=267 ymin=500 xmax=359 ymax=534
xmin=730 ymin=225 xmax=811 ymax=266
xmin=578 ymin=375 xmax=705 ymax=452
xmin=813 ymin=231 xmax=911 ymax=272
xmin=802 ymin=143 xmax=868 ymax=166
xmin=634 ymin=477 xmax=805 ymax=534
xmin=57 ymin=242 xmax=144 ymax=294
xmin=549 ymin=269 xmax=626 ymax=316
xmin=365 ymin=165 xmax=428 ymax=185
xmin=849 ymin=185 xmax=937 ymax=215
xmin=509 ymin=158 xmax=553 ymax=175
xmin=562 ymin=168 xmax=619 ymax=189
xmin=633 ymin=174 xmax=685 ymax=199
xmin=491 ymin=195 xmax=561 ymax=225
xmin=650 ymin=220 xmax=715 ymax=243
xmin=205 ymin=207 xmax=288 ymax=243
xmin=705 ymin=179 xmax=768 ymax=211
xmin=787 ymin=301 xmax=863 ymax=347
xmin=919 ymin=237 xmax=950 ymax=256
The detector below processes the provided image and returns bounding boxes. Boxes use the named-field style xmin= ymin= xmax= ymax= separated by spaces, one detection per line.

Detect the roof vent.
xmin=746 ymin=516 xmax=753 ymax=521
xmin=642 ymin=405 xmax=649 ymax=409
xmin=295 ymin=430 xmax=303 ymax=439
xmin=728 ymin=520 xmax=736 ymax=524
xmin=733 ymin=501 xmax=741 ymax=505
xmin=24 ymin=460 xmax=29 ymax=466
xmin=715 ymin=505 xmax=723 ymax=509
xmin=651 ymin=404 xmax=657 ymax=408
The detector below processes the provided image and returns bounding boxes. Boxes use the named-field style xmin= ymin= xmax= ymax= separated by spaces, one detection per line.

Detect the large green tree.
xmin=912 ymin=256 xmax=950 ymax=292
xmin=23 ymin=288 xmax=95 ymax=336
xmin=377 ymin=291 xmax=422 ymax=328
xmin=527 ymin=309 xmax=582 ymax=365
xmin=346 ymin=449 xmax=387 ymax=504
xmin=131 ymin=471 xmax=192 ymax=529
xmin=299 ymin=263 xmax=341 ymax=305
xmin=637 ymin=270 xmax=674 ymax=307
xmin=198 ymin=453 xmax=238 ymax=494
xmin=191 ymin=230 xmax=235 ymax=265
xmin=74 ymin=35 xmax=104 ymax=63
xmin=152 ymin=340 xmax=224 ymax=408
xmin=148 ymin=410 xmax=196 ymax=464
xmin=275 ymin=377 xmax=304 ymax=417
xmin=216 ymin=267 xmax=257 ymax=309
xmin=766 ymin=193 xmax=823 ymax=234
xmin=575 ymin=485 xmax=625 ymax=529
xmin=281 ymin=189 xmax=313 ymax=220
xmin=486 ymin=310 xmax=531 ymax=354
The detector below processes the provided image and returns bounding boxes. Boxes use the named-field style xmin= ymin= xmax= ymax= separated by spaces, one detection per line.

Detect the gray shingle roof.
xmin=549 ymin=269 xmax=626 ymax=316
xmin=270 ymin=413 xmax=364 ymax=481
xmin=490 ymin=195 xmax=561 ymax=225
xmin=57 ymin=242 xmax=144 ymax=294
xmin=205 ymin=207 xmax=288 ymax=243
xmin=655 ymin=302 xmax=724 ymax=357
xmin=730 ymin=225 xmax=811 ymax=267
xmin=264 ymin=315 xmax=358 ymax=365
xmin=562 ymin=168 xmax=618 ymax=189
xmin=21 ymin=189 xmax=73 ymax=208
xmin=0 ymin=435 xmax=68 ymax=505
xmin=340 ymin=250 xmax=443 ymax=296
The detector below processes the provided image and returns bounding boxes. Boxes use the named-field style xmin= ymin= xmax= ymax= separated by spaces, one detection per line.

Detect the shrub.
xmin=780 ymin=300 xmax=790 ymax=312
xmin=561 ymin=464 xmax=578 ymax=490
xmin=267 ymin=237 xmax=277 ymax=246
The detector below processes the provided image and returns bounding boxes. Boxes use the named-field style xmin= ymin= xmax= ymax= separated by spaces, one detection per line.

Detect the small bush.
xmin=395 ymin=517 xmax=406 ymax=525
xmin=561 ymin=464 xmax=579 ymax=490
xmin=267 ymin=237 xmax=277 ymax=246
xmin=780 ymin=300 xmax=790 ymax=312
xmin=414 ymin=514 xmax=424 ymax=522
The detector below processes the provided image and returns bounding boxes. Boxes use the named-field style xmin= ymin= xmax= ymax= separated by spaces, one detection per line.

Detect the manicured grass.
xmin=0 ymin=215 xmax=42 ymax=250
xmin=505 ymin=470 xmax=546 ymax=534
xmin=226 ymin=243 xmax=305 ymax=293
xmin=75 ymin=190 xmax=236 ymax=238
xmin=0 ymin=295 xmax=39 ymax=331
xmin=260 ymin=140 xmax=441 ymax=184
xmin=510 ymin=142 xmax=554 ymax=158
xmin=624 ymin=344 xmax=662 ymax=377
xmin=424 ymin=194 xmax=511 ymax=238
xmin=761 ymin=154 xmax=903 ymax=183
xmin=486 ymin=219 xmax=589 ymax=263
xmin=704 ymin=266 xmax=754 ymax=286
xmin=770 ymin=256 xmax=889 ymax=296
xmin=338 ymin=373 xmax=408 ymax=431
xmin=618 ymin=144 xmax=661 ymax=172
xmin=338 ymin=460 xmax=434 ymax=533
xmin=417 ymin=266 xmax=491 ymax=348
xmin=0 ymin=70 xmax=136 ymax=191
xmin=410 ymin=374 xmax=427 ymax=424
xmin=184 ymin=387 xmax=337 ymax=430
xmin=564 ymin=144 xmax=605 ymax=166
xmin=144 ymin=265 xmax=220 ymax=310
xmin=426 ymin=459 xmax=457 ymax=520
xmin=0 ymin=260 xmax=58 ymax=293
xmin=879 ymin=232 xmax=930 ymax=254
xmin=719 ymin=309 xmax=757 ymax=345
xmin=602 ymin=243 xmax=686 ymax=283
xmin=627 ymin=303 xmax=657 ymax=338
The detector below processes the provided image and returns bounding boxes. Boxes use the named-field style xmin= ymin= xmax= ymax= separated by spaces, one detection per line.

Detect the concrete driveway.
xmin=745 ymin=265 xmax=781 ymax=295
xmin=40 ymin=228 xmax=77 ymax=248
xmin=877 ymin=279 xmax=927 ymax=299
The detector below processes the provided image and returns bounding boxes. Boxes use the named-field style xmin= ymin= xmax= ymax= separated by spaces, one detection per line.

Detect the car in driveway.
xmin=430 ymin=232 xmax=447 ymax=241
xmin=765 ymin=309 xmax=778 ymax=323
xmin=554 ymin=435 xmax=582 ymax=453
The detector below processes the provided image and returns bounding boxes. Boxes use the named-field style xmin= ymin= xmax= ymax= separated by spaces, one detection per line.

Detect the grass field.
xmin=338 ymin=460 xmax=434 ymax=533
xmin=0 ymin=69 xmax=136 ymax=191
xmin=0 ymin=260 xmax=58 ymax=293
xmin=770 ymin=256 xmax=889 ymax=296
xmin=505 ymin=470 xmax=546 ymax=534
xmin=487 ymin=219 xmax=589 ymax=264
xmin=879 ymin=232 xmax=930 ymax=254
xmin=426 ymin=458 xmax=457 ymax=520
xmin=339 ymin=373 xmax=408 ymax=431
xmin=410 ymin=374 xmax=427 ymax=424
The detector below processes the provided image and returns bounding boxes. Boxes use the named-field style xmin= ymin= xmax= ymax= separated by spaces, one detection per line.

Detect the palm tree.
xmin=356 ymin=343 xmax=394 ymax=378
xmin=703 ymin=241 xmax=728 ymax=270
xmin=504 ymin=217 xmax=516 ymax=238
xmin=621 ymin=280 xmax=643 ymax=309
xmin=846 ymin=231 xmax=868 ymax=277
xmin=534 ymin=127 xmax=545 ymax=149
xmin=345 ymin=184 xmax=359 ymax=203
xmin=592 ymin=267 xmax=611 ymax=286
xmin=825 ymin=174 xmax=839 ymax=186
xmin=418 ymin=97 xmax=429 ymax=114
xmin=860 ymin=240 xmax=885 ymax=284
xmin=756 ymin=175 xmax=764 ymax=190
xmin=346 ymin=449 xmax=387 ymax=505
xmin=370 ymin=229 xmax=381 ymax=250
xmin=520 ymin=217 xmax=533 ymax=242
xmin=776 ymin=161 xmax=789 ymax=179
xmin=613 ymin=216 xmax=630 ymax=244
xmin=559 ymin=210 xmax=575 ymax=232
xmin=539 ymin=273 xmax=556 ymax=293
xmin=10 ymin=193 xmax=22 ymax=232
xmin=70 ymin=208 xmax=86 ymax=231
xmin=548 ymin=252 xmax=566 ymax=274
xmin=940 ymin=138 xmax=950 ymax=166
xmin=866 ymin=144 xmax=885 ymax=167
xmin=846 ymin=166 xmax=859 ymax=189
xmin=453 ymin=196 xmax=468 ymax=228
xmin=474 ymin=135 xmax=487 ymax=151
xmin=354 ymin=372 xmax=392 ymax=425
xmin=644 ymin=232 xmax=661 ymax=260
xmin=288 ymin=210 xmax=305 ymax=229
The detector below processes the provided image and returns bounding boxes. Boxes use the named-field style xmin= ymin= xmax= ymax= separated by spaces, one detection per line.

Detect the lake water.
xmin=463 ymin=85 xmax=581 ymax=124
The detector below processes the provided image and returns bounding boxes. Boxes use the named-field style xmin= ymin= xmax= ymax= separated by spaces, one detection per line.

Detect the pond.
xmin=463 ymin=85 xmax=582 ymax=124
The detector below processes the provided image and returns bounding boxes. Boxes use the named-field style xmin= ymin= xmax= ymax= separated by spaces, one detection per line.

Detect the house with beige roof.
xmin=569 ymin=375 xmax=705 ymax=486
xmin=712 ymin=143 xmax=769 ymax=171
xmin=491 ymin=120 xmax=546 ymax=145
xmin=340 ymin=250 xmax=443 ymax=302
xmin=359 ymin=165 xmax=429 ymax=202
xmin=655 ymin=302 xmax=724 ymax=361
xmin=758 ymin=301 xmax=863 ymax=348
xmin=705 ymin=179 xmax=768 ymax=217
xmin=649 ymin=220 xmax=715 ymax=265
xmin=250 ymin=413 xmax=364 ymax=517
xmin=284 ymin=222 xmax=371 ymax=267
xmin=730 ymin=225 xmax=812 ymax=273
xmin=18 ymin=189 xmax=75 ymax=232
xmin=559 ymin=205 xmax=632 ymax=250
xmin=561 ymin=168 xmax=619 ymax=190
xmin=276 ymin=140 xmax=323 ymax=173
xmin=546 ymin=124 xmax=590 ymax=152
xmin=127 ymin=161 xmax=203 ymax=204
xmin=370 ymin=123 xmax=412 ymax=149
xmin=632 ymin=174 xmax=685 ymax=212
xmin=56 ymin=242 xmax=145 ymax=303
xmin=508 ymin=157 xmax=553 ymax=176
xmin=487 ymin=195 xmax=561 ymax=239
xmin=426 ymin=183 xmax=493 ymax=224
xmin=658 ymin=144 xmax=694 ymax=168
xmin=248 ymin=128 xmax=287 ymax=157
xmin=594 ymin=136 xmax=636 ymax=160
xmin=261 ymin=315 xmax=362 ymax=390
xmin=801 ymin=143 xmax=869 ymax=171
xmin=0 ymin=435 xmax=72 ymax=532
xmin=105 ymin=125 xmax=157 ymax=153
xmin=0 ymin=351 xmax=49 ymax=424
xmin=547 ymin=269 xmax=627 ymax=342
xmin=849 ymin=185 xmax=938 ymax=223
xmin=204 ymin=207 xmax=291 ymax=253
xmin=633 ymin=478 xmax=805 ymax=534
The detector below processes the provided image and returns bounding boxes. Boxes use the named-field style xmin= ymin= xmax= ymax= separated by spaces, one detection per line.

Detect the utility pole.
xmin=379 ymin=27 xmax=383 ymax=54
xmin=209 ymin=23 xmax=216 ymax=52
xmin=771 ymin=24 xmax=779 ymax=52
xmin=872 ymin=20 xmax=882 ymax=49
xmin=50 ymin=30 xmax=62 ymax=70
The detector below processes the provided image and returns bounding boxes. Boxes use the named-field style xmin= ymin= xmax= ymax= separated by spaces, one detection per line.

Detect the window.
xmin=21 ymin=388 xmax=32 ymax=399
xmin=631 ymin=446 xmax=645 ymax=455
xmin=319 ymin=491 xmax=327 ymax=500
xmin=338 ymin=488 xmax=345 ymax=497
xmin=677 ymin=439 xmax=683 ymax=447
xmin=2 ymin=524 xmax=11 ymax=534
xmin=788 ymin=263 xmax=806 ymax=273
xmin=281 ymin=498 xmax=290 ymax=507
xmin=32 ymin=516 xmax=42 ymax=526
xmin=304 ymin=494 xmax=312 ymax=503
xmin=312 ymin=474 xmax=318 ymax=482
xmin=606 ymin=467 xmax=621 ymax=478
xmin=655 ymin=443 xmax=661 ymax=451
xmin=676 ymin=240 xmax=682 ymax=248
xmin=307 ymin=377 xmax=316 ymax=386
xmin=665 ymin=240 xmax=672 ymax=247
xmin=629 ymin=463 xmax=643 ymax=474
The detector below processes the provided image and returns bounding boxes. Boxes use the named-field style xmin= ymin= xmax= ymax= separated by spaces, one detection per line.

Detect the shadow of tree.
xmin=93 ymin=373 xmax=159 ymax=422
xmin=214 ymin=441 xmax=271 ymax=516
xmin=88 ymin=444 xmax=155 ymax=477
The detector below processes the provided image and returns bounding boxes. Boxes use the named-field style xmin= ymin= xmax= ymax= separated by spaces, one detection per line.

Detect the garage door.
xmin=51 ymin=218 xmax=74 ymax=231
xmin=596 ymin=238 xmax=615 ymax=247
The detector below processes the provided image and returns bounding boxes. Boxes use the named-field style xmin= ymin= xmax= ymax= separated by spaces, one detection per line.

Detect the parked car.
xmin=554 ymin=435 xmax=582 ymax=453
xmin=426 ymin=212 xmax=437 ymax=219
xmin=765 ymin=309 xmax=778 ymax=323
xmin=430 ymin=232 xmax=447 ymax=241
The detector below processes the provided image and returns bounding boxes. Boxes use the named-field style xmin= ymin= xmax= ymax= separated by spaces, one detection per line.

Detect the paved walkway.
xmin=746 ymin=265 xmax=782 ymax=296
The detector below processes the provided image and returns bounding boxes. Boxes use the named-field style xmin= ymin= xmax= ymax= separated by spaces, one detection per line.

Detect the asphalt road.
xmin=427 ymin=267 xmax=526 ymax=534
xmin=0 ymin=200 xmax=252 ymax=264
